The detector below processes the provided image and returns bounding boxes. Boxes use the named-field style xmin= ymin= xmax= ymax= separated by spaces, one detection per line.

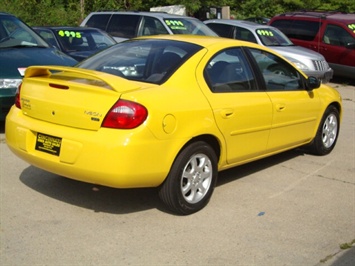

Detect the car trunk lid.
xmin=19 ymin=66 xmax=142 ymax=130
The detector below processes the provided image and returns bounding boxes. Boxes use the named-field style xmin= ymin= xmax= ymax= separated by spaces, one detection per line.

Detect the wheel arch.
xmin=329 ymin=101 xmax=342 ymax=122
xmin=163 ymin=134 xmax=222 ymax=183
xmin=181 ymin=134 xmax=221 ymax=162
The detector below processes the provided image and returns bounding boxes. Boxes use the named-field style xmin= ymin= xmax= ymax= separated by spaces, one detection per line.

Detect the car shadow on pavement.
xmin=0 ymin=121 xmax=4 ymax=133
xmin=217 ymin=148 xmax=305 ymax=187
xmin=18 ymin=148 xmax=306 ymax=215
xmin=331 ymin=77 xmax=355 ymax=86
xmin=19 ymin=166 xmax=163 ymax=214
xmin=316 ymin=245 xmax=355 ymax=266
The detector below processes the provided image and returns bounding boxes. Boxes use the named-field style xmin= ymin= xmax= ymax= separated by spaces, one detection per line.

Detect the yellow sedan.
xmin=5 ymin=35 xmax=342 ymax=215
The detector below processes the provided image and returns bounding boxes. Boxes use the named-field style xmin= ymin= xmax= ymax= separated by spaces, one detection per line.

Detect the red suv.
xmin=269 ymin=11 xmax=355 ymax=79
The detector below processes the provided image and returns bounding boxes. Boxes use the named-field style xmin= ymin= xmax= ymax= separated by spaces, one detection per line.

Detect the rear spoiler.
xmin=24 ymin=66 xmax=141 ymax=93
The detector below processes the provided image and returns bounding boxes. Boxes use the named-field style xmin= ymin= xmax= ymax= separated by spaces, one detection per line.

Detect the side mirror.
xmin=306 ymin=76 xmax=321 ymax=90
xmin=345 ymin=43 xmax=355 ymax=49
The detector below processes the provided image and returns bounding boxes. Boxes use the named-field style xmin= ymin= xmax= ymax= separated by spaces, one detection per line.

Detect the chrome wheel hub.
xmin=322 ymin=113 xmax=338 ymax=148
xmin=180 ymin=154 xmax=213 ymax=204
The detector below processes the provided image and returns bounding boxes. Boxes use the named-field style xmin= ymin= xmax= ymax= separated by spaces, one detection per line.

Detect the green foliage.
xmin=0 ymin=0 xmax=354 ymax=26
xmin=0 ymin=0 xmax=80 ymax=26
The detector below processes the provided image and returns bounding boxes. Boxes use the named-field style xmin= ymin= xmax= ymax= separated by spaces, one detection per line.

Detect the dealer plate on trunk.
xmin=35 ymin=133 xmax=62 ymax=156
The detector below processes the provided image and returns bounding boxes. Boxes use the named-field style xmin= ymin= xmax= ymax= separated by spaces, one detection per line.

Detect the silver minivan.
xmin=204 ymin=19 xmax=333 ymax=83
xmin=80 ymin=11 xmax=218 ymax=43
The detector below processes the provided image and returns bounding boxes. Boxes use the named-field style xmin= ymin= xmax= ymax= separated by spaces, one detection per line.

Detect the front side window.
xmin=138 ymin=17 xmax=169 ymax=36
xmin=235 ymin=27 xmax=257 ymax=43
xmin=204 ymin=48 xmax=257 ymax=92
xmin=249 ymin=48 xmax=303 ymax=91
xmin=323 ymin=24 xmax=355 ymax=47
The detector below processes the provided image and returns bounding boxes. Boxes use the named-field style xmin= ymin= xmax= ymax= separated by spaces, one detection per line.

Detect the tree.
xmin=0 ymin=0 xmax=354 ymax=26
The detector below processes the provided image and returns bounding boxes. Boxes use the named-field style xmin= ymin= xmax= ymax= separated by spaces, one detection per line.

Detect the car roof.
xmin=87 ymin=11 xmax=199 ymax=19
xmin=0 ymin=12 xmax=15 ymax=16
xmin=33 ymin=26 xmax=104 ymax=31
xmin=273 ymin=11 xmax=355 ymax=23
xmin=134 ymin=34 xmax=265 ymax=49
xmin=205 ymin=19 xmax=277 ymax=30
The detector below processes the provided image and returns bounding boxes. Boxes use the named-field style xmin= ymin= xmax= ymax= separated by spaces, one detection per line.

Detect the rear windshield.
xmin=77 ymin=39 xmax=203 ymax=84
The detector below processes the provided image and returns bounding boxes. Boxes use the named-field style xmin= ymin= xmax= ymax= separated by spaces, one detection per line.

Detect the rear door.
xmin=106 ymin=14 xmax=141 ymax=40
xmin=205 ymin=22 xmax=235 ymax=38
xmin=199 ymin=47 xmax=273 ymax=164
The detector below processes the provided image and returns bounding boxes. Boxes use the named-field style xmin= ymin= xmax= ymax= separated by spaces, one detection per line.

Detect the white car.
xmin=204 ymin=19 xmax=333 ymax=83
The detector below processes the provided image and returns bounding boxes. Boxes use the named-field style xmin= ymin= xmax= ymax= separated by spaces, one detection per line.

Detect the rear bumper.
xmin=5 ymin=107 xmax=178 ymax=188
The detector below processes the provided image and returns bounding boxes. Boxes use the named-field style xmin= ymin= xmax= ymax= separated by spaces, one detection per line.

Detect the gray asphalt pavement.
xmin=0 ymin=81 xmax=354 ymax=265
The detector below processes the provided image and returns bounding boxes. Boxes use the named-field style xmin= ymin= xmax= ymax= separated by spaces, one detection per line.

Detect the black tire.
xmin=159 ymin=141 xmax=218 ymax=215
xmin=308 ymin=105 xmax=340 ymax=155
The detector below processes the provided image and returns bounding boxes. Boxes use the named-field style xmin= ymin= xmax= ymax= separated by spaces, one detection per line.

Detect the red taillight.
xmin=15 ymin=83 xmax=22 ymax=109
xmin=102 ymin=99 xmax=148 ymax=129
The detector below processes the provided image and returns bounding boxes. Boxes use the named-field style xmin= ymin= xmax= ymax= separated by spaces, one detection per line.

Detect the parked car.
xmin=0 ymin=12 xmax=77 ymax=121
xmin=6 ymin=35 xmax=342 ymax=215
xmin=204 ymin=19 xmax=333 ymax=83
xmin=80 ymin=11 xmax=218 ymax=42
xmin=269 ymin=10 xmax=355 ymax=79
xmin=33 ymin=26 xmax=116 ymax=61
xmin=244 ymin=17 xmax=270 ymax=25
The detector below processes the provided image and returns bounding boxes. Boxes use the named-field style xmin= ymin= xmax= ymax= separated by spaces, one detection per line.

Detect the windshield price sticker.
xmin=58 ymin=30 xmax=82 ymax=38
xmin=348 ymin=24 xmax=355 ymax=33
xmin=165 ymin=20 xmax=187 ymax=30
xmin=35 ymin=133 xmax=62 ymax=156
xmin=257 ymin=30 xmax=274 ymax=36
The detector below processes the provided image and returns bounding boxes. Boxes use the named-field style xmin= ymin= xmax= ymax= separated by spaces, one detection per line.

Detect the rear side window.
xmin=106 ymin=14 xmax=140 ymax=38
xmin=204 ymin=48 xmax=257 ymax=93
xmin=206 ymin=23 xmax=235 ymax=38
xmin=85 ymin=14 xmax=111 ymax=31
xmin=270 ymin=19 xmax=321 ymax=41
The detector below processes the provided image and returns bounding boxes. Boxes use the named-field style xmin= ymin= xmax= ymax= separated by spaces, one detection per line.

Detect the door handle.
xmin=220 ymin=109 xmax=234 ymax=118
xmin=276 ymin=104 xmax=286 ymax=112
